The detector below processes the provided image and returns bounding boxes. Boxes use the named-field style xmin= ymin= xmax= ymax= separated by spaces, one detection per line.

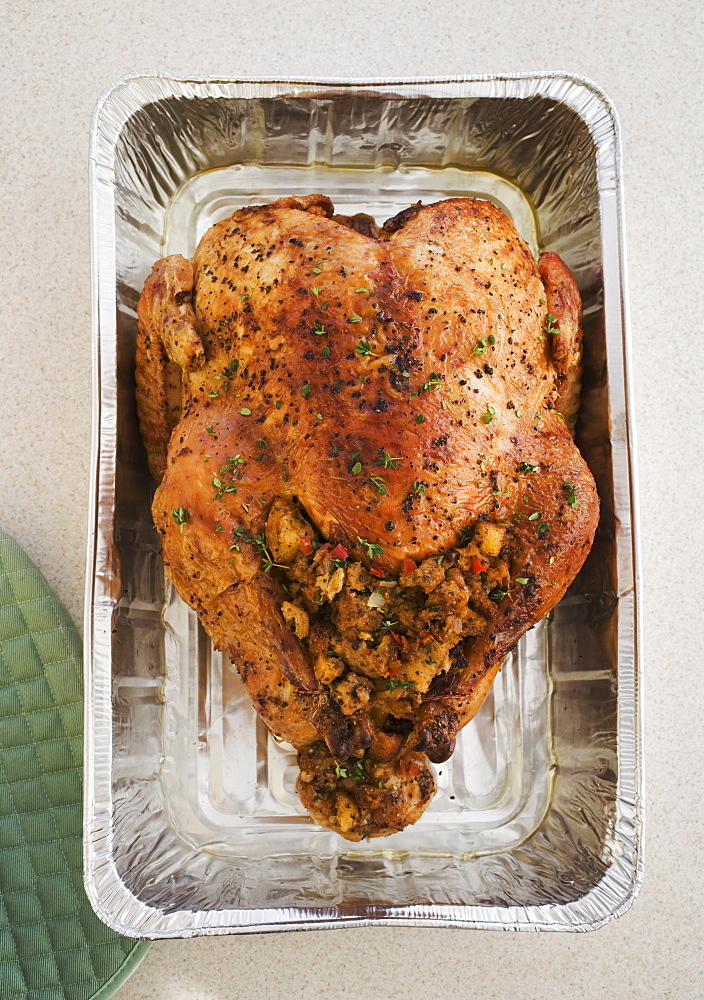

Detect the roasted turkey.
xmin=136 ymin=194 xmax=599 ymax=840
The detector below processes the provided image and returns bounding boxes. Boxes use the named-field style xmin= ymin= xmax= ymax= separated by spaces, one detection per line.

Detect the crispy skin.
xmin=137 ymin=195 xmax=599 ymax=836
xmin=539 ymin=251 xmax=583 ymax=428
xmin=135 ymin=255 xmax=204 ymax=480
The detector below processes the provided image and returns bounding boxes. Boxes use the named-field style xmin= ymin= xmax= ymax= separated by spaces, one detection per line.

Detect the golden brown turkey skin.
xmin=137 ymin=194 xmax=599 ymax=839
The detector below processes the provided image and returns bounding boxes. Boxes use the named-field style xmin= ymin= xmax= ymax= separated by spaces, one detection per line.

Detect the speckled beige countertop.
xmin=2 ymin=1 xmax=703 ymax=997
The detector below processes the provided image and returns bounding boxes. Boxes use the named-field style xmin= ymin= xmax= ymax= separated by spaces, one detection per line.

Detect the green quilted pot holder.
xmin=0 ymin=531 xmax=149 ymax=1000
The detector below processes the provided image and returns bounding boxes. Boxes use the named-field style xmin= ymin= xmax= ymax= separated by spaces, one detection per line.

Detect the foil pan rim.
xmin=89 ymin=72 xmax=624 ymax=179
xmin=90 ymin=69 xmax=622 ymax=115
xmin=85 ymin=72 xmax=643 ymax=936
xmin=85 ymin=816 xmax=643 ymax=939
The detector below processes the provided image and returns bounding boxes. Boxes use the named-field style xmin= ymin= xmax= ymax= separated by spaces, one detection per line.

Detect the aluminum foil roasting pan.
xmin=85 ymin=73 xmax=642 ymax=936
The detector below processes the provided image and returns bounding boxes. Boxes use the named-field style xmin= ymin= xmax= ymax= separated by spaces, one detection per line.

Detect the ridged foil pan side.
xmin=85 ymin=73 xmax=642 ymax=937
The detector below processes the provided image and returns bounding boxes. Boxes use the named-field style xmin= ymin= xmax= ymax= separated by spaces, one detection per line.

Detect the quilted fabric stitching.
xmin=0 ymin=705 xmax=82 ymax=727
xmin=1 ymin=844 xmax=82 ymax=870
xmin=0 ymin=824 xmax=26 ymax=989
xmin=3 ymin=579 xmax=87 ymax=838
xmin=0 ymin=907 xmax=83 ymax=928
xmin=0 ymin=755 xmax=52 ymax=998
xmin=0 ymin=805 xmax=77 ymax=821
xmin=1 ymin=768 xmax=88 ymax=786
xmin=0 ymin=733 xmax=82 ymax=751
xmin=0 ymin=619 xmax=88 ymax=1000
xmin=0 ymin=536 xmax=144 ymax=1000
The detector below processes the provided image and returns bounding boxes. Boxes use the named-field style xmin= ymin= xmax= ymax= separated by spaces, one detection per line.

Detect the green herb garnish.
xmin=420 ymin=373 xmax=444 ymax=392
xmin=171 ymin=507 xmax=188 ymax=527
xmin=563 ymin=480 xmax=579 ymax=508
xmin=349 ymin=759 xmax=365 ymax=782
xmin=387 ymin=678 xmax=416 ymax=691
xmin=374 ymin=450 xmax=401 ymax=469
xmin=488 ymin=587 xmax=509 ymax=602
xmin=232 ymin=528 xmax=287 ymax=573
xmin=357 ymin=537 xmax=384 ymax=559
xmin=544 ymin=313 xmax=560 ymax=336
